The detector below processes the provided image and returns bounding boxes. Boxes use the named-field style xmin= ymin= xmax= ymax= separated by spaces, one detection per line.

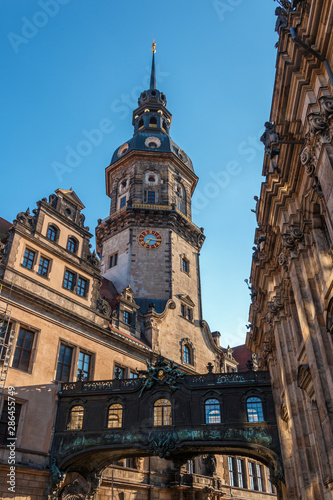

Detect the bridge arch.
xmin=51 ymin=359 xmax=283 ymax=498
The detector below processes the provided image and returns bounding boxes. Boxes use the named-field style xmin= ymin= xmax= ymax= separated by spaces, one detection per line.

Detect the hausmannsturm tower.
xmin=95 ymin=44 xmax=222 ymax=370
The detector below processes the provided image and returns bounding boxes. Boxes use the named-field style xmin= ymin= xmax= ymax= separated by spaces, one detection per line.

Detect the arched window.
xmin=154 ymin=399 xmax=172 ymax=426
xmin=67 ymin=405 xmax=84 ymax=430
xmin=205 ymin=399 xmax=221 ymax=424
xmin=67 ymin=237 xmax=78 ymax=253
xmin=162 ymin=120 xmax=167 ymax=132
xmin=138 ymin=118 xmax=144 ymax=129
xmin=183 ymin=344 xmax=191 ymax=364
xmin=47 ymin=225 xmax=58 ymax=241
xmin=108 ymin=404 xmax=123 ymax=428
xmin=149 ymin=116 xmax=157 ymax=128
xmin=247 ymin=397 xmax=264 ymax=422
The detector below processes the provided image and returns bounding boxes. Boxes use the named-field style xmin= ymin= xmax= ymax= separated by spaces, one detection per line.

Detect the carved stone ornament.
xmin=319 ymin=96 xmax=333 ymax=118
xmin=86 ymin=250 xmax=99 ymax=267
xmin=308 ymin=112 xmax=328 ymax=134
xmin=137 ymin=355 xmax=185 ymax=396
xmin=60 ymin=479 xmax=86 ymax=500
xmin=15 ymin=208 xmax=38 ymax=230
xmin=49 ymin=458 xmax=66 ymax=498
xmin=96 ymin=297 xmax=112 ymax=317
xmin=278 ymin=226 xmax=304 ymax=272
xmin=301 ymin=104 xmax=333 ymax=177
xmin=148 ymin=430 xmax=176 ymax=458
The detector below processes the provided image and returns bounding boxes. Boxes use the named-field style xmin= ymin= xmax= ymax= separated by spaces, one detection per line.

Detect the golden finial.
xmin=152 ymin=37 xmax=156 ymax=53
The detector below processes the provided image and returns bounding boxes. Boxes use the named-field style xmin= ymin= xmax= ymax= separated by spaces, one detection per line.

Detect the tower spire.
xmin=150 ymin=39 xmax=156 ymax=90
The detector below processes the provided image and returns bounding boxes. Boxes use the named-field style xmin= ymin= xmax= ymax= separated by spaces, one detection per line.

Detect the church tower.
xmin=96 ymin=45 xmax=223 ymax=371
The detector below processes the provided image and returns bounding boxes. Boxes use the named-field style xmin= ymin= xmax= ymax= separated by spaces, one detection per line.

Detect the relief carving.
xmin=278 ymin=226 xmax=305 ymax=271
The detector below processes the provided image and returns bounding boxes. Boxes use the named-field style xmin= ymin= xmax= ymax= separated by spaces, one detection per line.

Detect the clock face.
xmin=138 ymin=230 xmax=162 ymax=250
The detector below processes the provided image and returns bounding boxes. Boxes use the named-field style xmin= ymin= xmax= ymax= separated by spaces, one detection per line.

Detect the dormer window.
xmin=47 ymin=225 xmax=59 ymax=242
xmin=67 ymin=237 xmax=78 ymax=254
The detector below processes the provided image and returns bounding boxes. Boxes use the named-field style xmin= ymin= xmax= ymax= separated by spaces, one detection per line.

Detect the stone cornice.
xmin=96 ymin=205 xmax=205 ymax=254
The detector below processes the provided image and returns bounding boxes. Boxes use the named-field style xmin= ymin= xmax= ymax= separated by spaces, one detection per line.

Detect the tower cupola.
xmin=132 ymin=42 xmax=172 ymax=135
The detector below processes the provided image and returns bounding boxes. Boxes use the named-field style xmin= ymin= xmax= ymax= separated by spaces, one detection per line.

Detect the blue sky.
xmin=1 ymin=0 xmax=277 ymax=347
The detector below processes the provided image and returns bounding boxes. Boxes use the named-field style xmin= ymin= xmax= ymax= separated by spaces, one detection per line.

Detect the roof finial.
xmin=150 ymin=37 xmax=156 ymax=90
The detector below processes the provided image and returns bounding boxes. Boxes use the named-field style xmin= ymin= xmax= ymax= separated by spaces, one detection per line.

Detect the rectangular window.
xmin=266 ymin=466 xmax=274 ymax=493
xmin=182 ymin=258 xmax=189 ymax=273
xmin=63 ymin=270 xmax=76 ymax=291
xmin=110 ymin=253 xmax=118 ymax=268
xmin=188 ymin=459 xmax=195 ymax=474
xmin=256 ymin=464 xmax=263 ymax=491
xmin=130 ymin=371 xmax=138 ymax=379
xmin=38 ymin=256 xmax=50 ymax=277
xmin=120 ymin=196 xmax=126 ymax=208
xmin=77 ymin=277 xmax=88 ymax=297
xmin=248 ymin=462 xmax=255 ymax=490
xmin=22 ymin=249 xmax=35 ymax=270
xmin=123 ymin=310 xmax=132 ymax=325
xmin=77 ymin=351 xmax=91 ymax=381
xmin=228 ymin=457 xmax=234 ymax=486
xmin=12 ymin=327 xmax=35 ymax=372
xmin=114 ymin=365 xmax=125 ymax=379
xmin=147 ymin=191 xmax=155 ymax=203
xmin=181 ymin=304 xmax=186 ymax=317
xmin=187 ymin=308 xmax=192 ymax=321
xmin=237 ymin=458 xmax=244 ymax=488
xmin=56 ymin=343 xmax=73 ymax=382
xmin=0 ymin=401 xmax=22 ymax=445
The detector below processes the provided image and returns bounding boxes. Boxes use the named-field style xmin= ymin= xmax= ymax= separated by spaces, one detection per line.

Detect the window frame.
xmin=12 ymin=327 xmax=36 ymax=373
xmin=147 ymin=190 xmax=156 ymax=204
xmin=153 ymin=398 xmax=172 ymax=426
xmin=0 ymin=399 xmax=23 ymax=445
xmin=107 ymin=403 xmax=123 ymax=428
xmin=181 ymin=257 xmax=189 ymax=274
xmin=246 ymin=396 xmax=264 ymax=422
xmin=205 ymin=398 xmax=222 ymax=424
xmin=123 ymin=309 xmax=132 ymax=325
xmin=77 ymin=350 xmax=92 ymax=381
xmin=67 ymin=405 xmax=84 ymax=431
xmin=67 ymin=236 xmax=78 ymax=254
xmin=109 ymin=253 xmax=118 ymax=268
xmin=63 ymin=269 xmax=76 ymax=292
xmin=37 ymin=255 xmax=51 ymax=278
xmin=114 ymin=364 xmax=126 ymax=379
xmin=56 ymin=343 xmax=74 ymax=382
xmin=22 ymin=248 xmax=36 ymax=271
xmin=46 ymin=224 xmax=59 ymax=242
xmin=77 ymin=276 xmax=88 ymax=298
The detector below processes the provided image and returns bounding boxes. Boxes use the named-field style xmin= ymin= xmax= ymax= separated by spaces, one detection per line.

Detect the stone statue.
xmin=202 ymin=454 xmax=217 ymax=476
xmin=260 ymin=122 xmax=279 ymax=154
xmin=275 ymin=7 xmax=288 ymax=34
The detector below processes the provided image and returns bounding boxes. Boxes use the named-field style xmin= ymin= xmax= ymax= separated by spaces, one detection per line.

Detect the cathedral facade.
xmin=247 ymin=0 xmax=333 ymax=499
